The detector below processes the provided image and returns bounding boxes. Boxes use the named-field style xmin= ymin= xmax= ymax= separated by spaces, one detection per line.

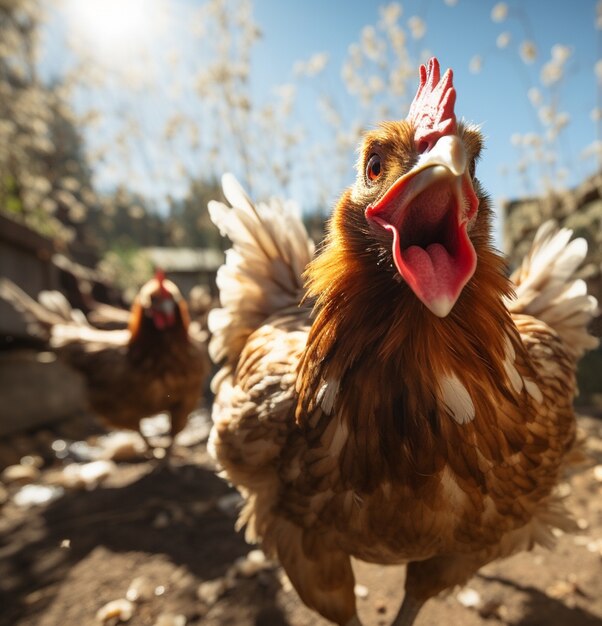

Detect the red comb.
xmin=407 ymin=58 xmax=457 ymax=154
xmin=154 ymin=268 xmax=169 ymax=296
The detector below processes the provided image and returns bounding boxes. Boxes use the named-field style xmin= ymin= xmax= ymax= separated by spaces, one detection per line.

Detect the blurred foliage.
xmin=97 ymin=244 xmax=154 ymax=302
xmin=166 ymin=178 xmax=224 ymax=249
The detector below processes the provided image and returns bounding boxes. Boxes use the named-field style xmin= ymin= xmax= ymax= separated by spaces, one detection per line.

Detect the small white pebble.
xmin=229 ymin=550 xmax=272 ymax=578
xmin=13 ymin=484 xmax=63 ymax=507
xmin=2 ymin=464 xmax=40 ymax=484
xmin=96 ymin=598 xmax=135 ymax=623
xmin=60 ymin=461 xmax=116 ymax=490
xmin=154 ymin=585 xmax=166 ymax=597
xmin=153 ymin=613 xmax=186 ymax=626
xmin=246 ymin=549 xmax=267 ymax=564
xmin=586 ymin=539 xmax=602 ymax=553
xmin=60 ymin=539 xmax=71 ymax=549
xmin=20 ymin=455 xmax=44 ymax=468
xmin=153 ymin=447 xmax=167 ymax=460
xmin=51 ymin=439 xmax=67 ymax=453
xmin=197 ymin=579 xmax=228 ymax=606
xmin=593 ymin=465 xmax=602 ymax=482
xmin=354 ymin=584 xmax=369 ymax=599
xmin=37 ymin=351 xmax=56 ymax=363
xmin=126 ymin=576 xmax=154 ymax=603
xmin=99 ymin=432 xmax=146 ymax=462
xmin=546 ymin=580 xmax=575 ymax=599
xmin=457 ymin=587 xmax=482 ymax=609
xmin=577 ymin=518 xmax=589 ymax=530
xmin=140 ymin=414 xmax=170 ymax=437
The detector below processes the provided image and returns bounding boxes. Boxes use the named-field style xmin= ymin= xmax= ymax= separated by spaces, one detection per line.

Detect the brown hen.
xmin=207 ymin=58 xmax=598 ymax=626
xmin=1 ymin=271 xmax=209 ymax=455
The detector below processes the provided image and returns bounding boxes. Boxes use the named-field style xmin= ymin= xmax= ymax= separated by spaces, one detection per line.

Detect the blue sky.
xmin=250 ymin=0 xmax=599 ymax=196
xmin=40 ymin=0 xmax=600 ymax=247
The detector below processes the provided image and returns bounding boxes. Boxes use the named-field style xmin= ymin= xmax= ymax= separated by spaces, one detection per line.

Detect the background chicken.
xmin=0 ymin=271 xmax=210 ymax=457
xmin=207 ymin=57 xmax=599 ymax=626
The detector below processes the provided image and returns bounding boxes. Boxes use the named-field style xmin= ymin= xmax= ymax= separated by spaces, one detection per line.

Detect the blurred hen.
xmin=208 ymin=58 xmax=598 ymax=626
xmin=0 ymin=271 xmax=209 ymax=455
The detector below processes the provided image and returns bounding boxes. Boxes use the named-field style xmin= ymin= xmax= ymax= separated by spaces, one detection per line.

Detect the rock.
xmin=546 ymin=580 xmax=578 ymax=599
xmin=58 ymin=460 xmax=116 ymax=490
xmin=20 ymin=454 xmax=44 ymax=468
xmin=68 ymin=440 xmax=100 ymax=462
xmin=593 ymin=465 xmax=602 ymax=482
xmin=197 ymin=579 xmax=229 ymax=606
xmin=456 ymin=587 xmax=482 ymax=609
xmin=96 ymin=598 xmax=135 ymax=623
xmin=153 ymin=614 xmax=186 ymax=626
xmin=51 ymin=439 xmax=69 ymax=460
xmin=174 ymin=411 xmax=211 ymax=447
xmin=140 ymin=414 xmax=170 ymax=438
xmin=2 ymin=463 xmax=40 ymax=484
xmin=99 ymin=432 xmax=146 ymax=462
xmin=13 ymin=484 xmax=63 ymax=507
xmin=125 ymin=576 xmax=154 ymax=603
xmin=228 ymin=549 xmax=273 ymax=579
xmin=354 ymin=584 xmax=369 ymax=599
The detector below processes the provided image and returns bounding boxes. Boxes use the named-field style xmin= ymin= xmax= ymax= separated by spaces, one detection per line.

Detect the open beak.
xmin=151 ymin=298 xmax=176 ymax=329
xmin=365 ymin=135 xmax=479 ymax=317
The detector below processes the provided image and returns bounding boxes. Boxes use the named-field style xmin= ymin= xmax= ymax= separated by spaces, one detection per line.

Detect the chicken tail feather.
xmin=507 ymin=220 xmax=599 ymax=358
xmin=208 ymin=174 xmax=314 ymax=378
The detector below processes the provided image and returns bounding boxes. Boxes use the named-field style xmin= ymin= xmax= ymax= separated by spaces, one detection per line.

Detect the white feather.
xmin=208 ymin=174 xmax=315 ymax=378
xmin=507 ymin=220 xmax=599 ymax=358
xmin=440 ymin=374 xmax=475 ymax=424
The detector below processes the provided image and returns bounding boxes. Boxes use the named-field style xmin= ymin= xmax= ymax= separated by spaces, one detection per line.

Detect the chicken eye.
xmin=366 ymin=154 xmax=382 ymax=182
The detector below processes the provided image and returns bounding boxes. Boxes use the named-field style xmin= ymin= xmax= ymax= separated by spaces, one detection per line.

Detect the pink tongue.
xmin=401 ymin=244 xmax=454 ymax=293
xmin=379 ymin=218 xmax=476 ymax=316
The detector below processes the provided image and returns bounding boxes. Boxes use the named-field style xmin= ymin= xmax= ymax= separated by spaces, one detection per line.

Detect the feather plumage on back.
xmin=208 ymin=58 xmax=599 ymax=626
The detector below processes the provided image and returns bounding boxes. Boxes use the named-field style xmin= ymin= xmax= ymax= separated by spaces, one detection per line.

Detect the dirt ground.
xmin=1 ymin=410 xmax=602 ymax=626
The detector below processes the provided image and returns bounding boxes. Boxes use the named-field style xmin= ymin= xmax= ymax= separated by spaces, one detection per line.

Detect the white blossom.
xmin=520 ymin=40 xmax=537 ymax=63
xmin=491 ymin=3 xmax=508 ymax=22
xmin=408 ymin=16 xmax=426 ymax=40
xmin=496 ymin=32 xmax=511 ymax=49
xmin=538 ymin=105 xmax=554 ymax=125
xmin=527 ymin=87 xmax=542 ymax=107
xmin=555 ymin=111 xmax=570 ymax=130
xmin=379 ymin=3 xmax=402 ymax=26
xmin=469 ymin=55 xmax=482 ymax=74
xmin=551 ymin=44 xmax=571 ymax=64
xmin=540 ymin=61 xmax=563 ymax=86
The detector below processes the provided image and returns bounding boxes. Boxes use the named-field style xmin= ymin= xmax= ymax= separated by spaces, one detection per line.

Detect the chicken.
xmin=207 ymin=57 xmax=599 ymax=626
xmin=0 ymin=271 xmax=209 ymax=456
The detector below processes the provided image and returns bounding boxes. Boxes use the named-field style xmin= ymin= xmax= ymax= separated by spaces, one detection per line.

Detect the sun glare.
xmin=64 ymin=0 xmax=167 ymax=63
